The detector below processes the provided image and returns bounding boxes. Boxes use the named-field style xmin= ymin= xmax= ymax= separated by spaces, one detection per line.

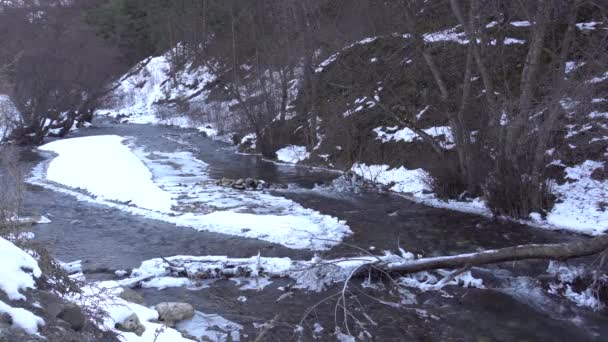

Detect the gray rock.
xmin=232 ymin=183 xmax=246 ymax=190
xmin=57 ymin=304 xmax=86 ymax=331
xmin=118 ymin=287 xmax=145 ymax=305
xmin=234 ymin=178 xmax=244 ymax=185
xmin=155 ymin=302 xmax=194 ymax=326
xmin=114 ymin=313 xmax=145 ymax=336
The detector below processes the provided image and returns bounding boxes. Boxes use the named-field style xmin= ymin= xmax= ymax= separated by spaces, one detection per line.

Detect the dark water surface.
xmin=16 ymin=120 xmax=607 ymax=341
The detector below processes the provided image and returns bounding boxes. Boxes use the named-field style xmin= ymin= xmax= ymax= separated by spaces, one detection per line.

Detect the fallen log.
xmin=376 ymin=233 xmax=608 ymax=275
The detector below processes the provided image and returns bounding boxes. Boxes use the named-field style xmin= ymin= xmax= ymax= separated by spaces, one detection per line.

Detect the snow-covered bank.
xmin=349 ymin=163 xmax=607 ymax=235
xmin=71 ymin=281 xmax=241 ymax=342
xmin=39 ymin=135 xmax=174 ymax=213
xmin=30 ymin=135 xmax=351 ymax=250
xmin=0 ymin=237 xmax=45 ymax=335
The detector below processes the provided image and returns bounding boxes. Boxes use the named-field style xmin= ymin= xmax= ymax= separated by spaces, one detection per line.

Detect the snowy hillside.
xmin=98 ymin=51 xmax=234 ymax=138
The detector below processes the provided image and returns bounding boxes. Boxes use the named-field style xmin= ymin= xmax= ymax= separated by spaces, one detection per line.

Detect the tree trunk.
xmin=375 ymin=234 xmax=608 ymax=275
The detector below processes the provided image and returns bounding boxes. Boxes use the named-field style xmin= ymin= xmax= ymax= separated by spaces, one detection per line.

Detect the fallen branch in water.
xmin=364 ymin=234 xmax=608 ymax=275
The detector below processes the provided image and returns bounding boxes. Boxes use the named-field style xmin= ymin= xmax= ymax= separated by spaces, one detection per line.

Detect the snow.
xmin=176 ymin=311 xmax=242 ymax=341
xmin=0 ymin=237 xmax=42 ymax=301
xmin=547 ymin=160 xmax=608 ymax=235
xmin=316 ymin=37 xmax=379 ymax=73
xmin=120 ymin=252 xmax=483 ymax=295
xmin=38 ymin=135 xmax=174 ymax=213
xmin=31 ymin=136 xmax=351 ymax=250
xmin=0 ymin=237 xmax=45 ymax=335
xmin=423 ymin=27 xmax=469 ymax=44
xmin=373 ymin=126 xmax=454 ymax=149
xmin=347 ymin=163 xmax=490 ymax=217
xmin=510 ymin=21 xmax=531 ymax=27
xmin=97 ymin=50 xmax=234 ymax=142
xmin=576 ymin=22 xmax=603 ymax=30
xmin=0 ymin=301 xmax=45 ymax=335
xmin=565 ymin=61 xmax=584 ymax=74
xmin=71 ymin=281 xmax=196 ymax=342
xmin=588 ymin=71 xmax=608 ymax=84
xmin=275 ymin=145 xmax=309 ymax=163
xmin=351 ymin=163 xmax=430 ymax=196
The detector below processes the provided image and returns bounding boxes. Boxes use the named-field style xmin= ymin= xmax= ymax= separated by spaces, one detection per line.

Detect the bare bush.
xmin=0 ymin=145 xmax=25 ymax=235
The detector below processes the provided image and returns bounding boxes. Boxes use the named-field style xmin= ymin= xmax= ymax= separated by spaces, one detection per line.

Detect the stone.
xmin=58 ymin=303 xmax=86 ymax=331
xmin=155 ymin=302 xmax=194 ymax=326
xmin=234 ymin=178 xmax=244 ymax=185
xmin=115 ymin=313 xmax=145 ymax=336
xmin=118 ymin=287 xmax=145 ymax=305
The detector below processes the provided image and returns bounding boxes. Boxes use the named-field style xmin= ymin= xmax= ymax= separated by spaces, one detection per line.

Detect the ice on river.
xmin=30 ymin=135 xmax=351 ymax=250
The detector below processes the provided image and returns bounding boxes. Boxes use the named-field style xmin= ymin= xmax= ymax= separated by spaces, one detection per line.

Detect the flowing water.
xmin=13 ymin=120 xmax=608 ymax=341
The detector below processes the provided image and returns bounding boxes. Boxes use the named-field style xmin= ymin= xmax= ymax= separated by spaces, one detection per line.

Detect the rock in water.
xmin=155 ymin=302 xmax=195 ymax=326
xmin=118 ymin=287 xmax=145 ymax=305
xmin=115 ymin=313 xmax=145 ymax=336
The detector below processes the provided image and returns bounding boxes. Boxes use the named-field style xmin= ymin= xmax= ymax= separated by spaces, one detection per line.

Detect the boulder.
xmin=155 ymin=302 xmax=194 ymax=326
xmin=118 ymin=287 xmax=145 ymax=305
xmin=115 ymin=313 xmax=145 ymax=336
xmin=57 ymin=303 xmax=86 ymax=331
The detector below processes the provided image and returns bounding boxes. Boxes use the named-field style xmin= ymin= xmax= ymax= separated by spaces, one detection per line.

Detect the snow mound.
xmin=38 ymin=135 xmax=174 ymax=213
xmin=351 ymin=163 xmax=430 ymax=196
xmin=0 ymin=237 xmax=42 ymax=301
xmin=276 ymin=145 xmax=310 ymax=163
xmin=0 ymin=237 xmax=45 ymax=334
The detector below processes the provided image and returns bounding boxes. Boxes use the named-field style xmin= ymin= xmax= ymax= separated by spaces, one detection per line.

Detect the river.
xmin=15 ymin=119 xmax=608 ymax=341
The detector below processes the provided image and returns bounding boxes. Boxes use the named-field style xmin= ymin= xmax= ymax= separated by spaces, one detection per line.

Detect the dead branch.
xmin=373 ymin=234 xmax=608 ymax=275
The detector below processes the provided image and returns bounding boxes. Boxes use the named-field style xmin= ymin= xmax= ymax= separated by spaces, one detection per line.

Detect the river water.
xmin=14 ymin=120 xmax=608 ymax=341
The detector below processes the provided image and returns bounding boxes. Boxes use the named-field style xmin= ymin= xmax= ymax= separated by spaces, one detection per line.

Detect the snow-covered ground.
xmin=30 ymin=135 xmax=351 ymax=250
xmin=97 ymin=49 xmax=235 ymax=142
xmin=350 ymin=163 xmax=490 ymax=217
xmin=0 ymin=237 xmax=45 ymax=335
xmin=275 ymin=145 xmax=310 ymax=163
xmin=546 ymin=161 xmax=608 ymax=235
xmin=349 ymin=162 xmax=607 ymax=235
xmin=71 ymin=281 xmax=241 ymax=342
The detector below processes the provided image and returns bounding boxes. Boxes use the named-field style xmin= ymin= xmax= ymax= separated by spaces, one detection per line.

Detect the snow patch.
xmin=351 ymin=163 xmax=430 ymax=196
xmin=547 ymin=160 xmax=608 ymax=235
xmin=276 ymin=145 xmax=309 ymax=163
xmin=0 ymin=237 xmax=45 ymax=335
xmin=38 ymin=135 xmax=174 ymax=213
xmin=373 ymin=126 xmax=455 ymax=149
